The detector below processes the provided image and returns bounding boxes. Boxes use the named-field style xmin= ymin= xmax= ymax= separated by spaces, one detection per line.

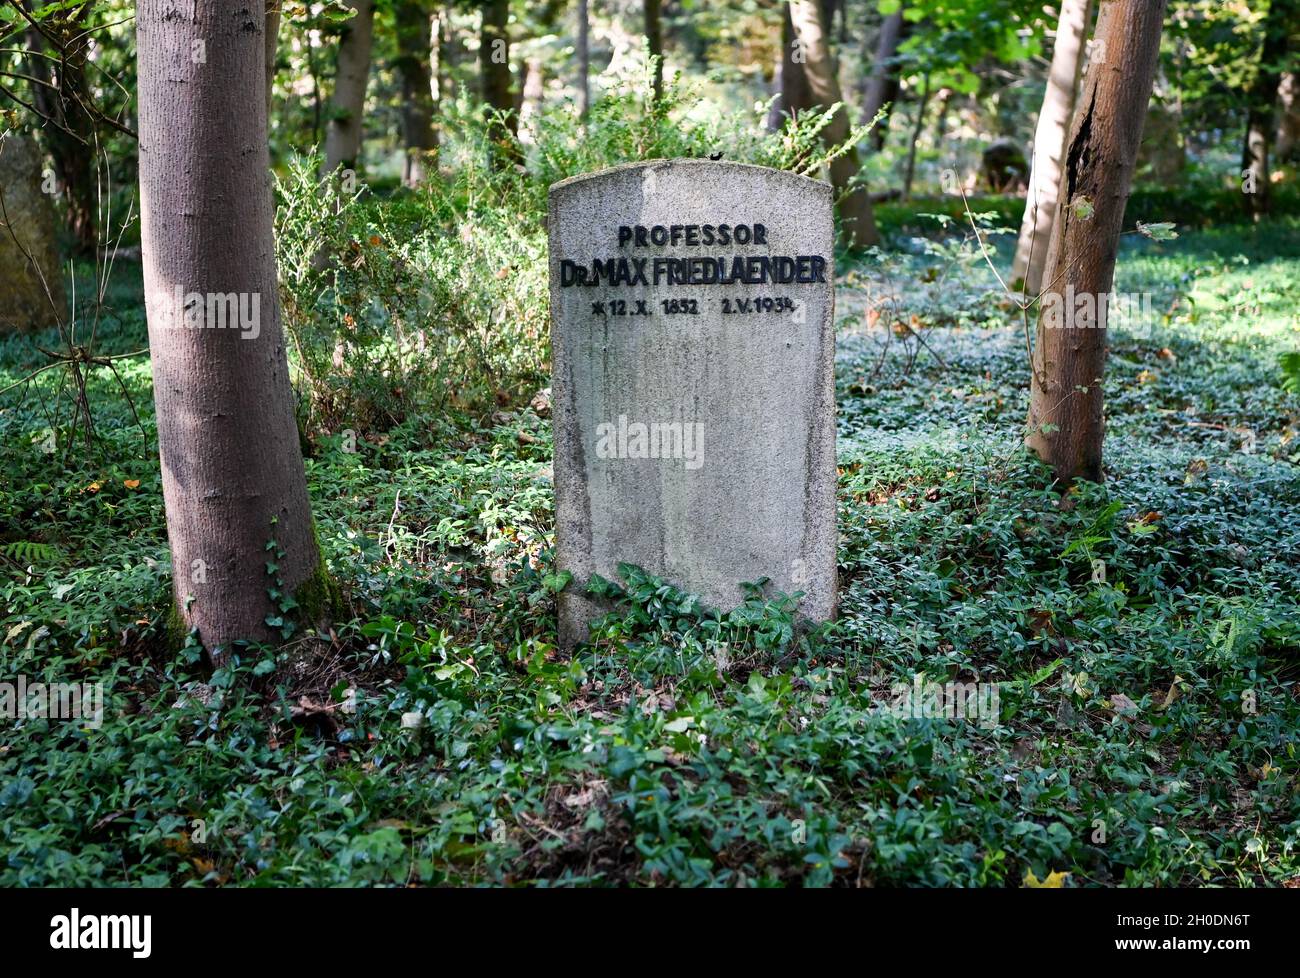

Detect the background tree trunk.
xmin=519 ymin=55 xmax=544 ymax=144
xmin=577 ymin=0 xmax=590 ymax=117
xmin=1025 ymin=0 xmax=1167 ymax=485
xmin=645 ymin=0 xmax=664 ymax=101
xmin=481 ymin=0 xmax=521 ymax=167
xmin=438 ymin=9 xmax=457 ymax=103
xmin=1011 ymin=0 xmax=1093 ymax=296
xmin=788 ymin=0 xmax=879 ymax=248
xmin=1242 ymin=0 xmax=1297 ymax=219
xmin=772 ymin=2 xmax=814 ymax=125
xmin=929 ymin=84 xmax=953 ymax=150
xmin=0 ymin=132 xmax=68 ymax=331
xmin=1136 ymin=79 xmax=1186 ymax=183
xmin=24 ymin=10 xmax=98 ymax=255
xmin=1278 ymin=70 xmax=1300 ymax=162
xmin=860 ymin=8 xmax=908 ymax=149
xmin=266 ymin=0 xmax=281 ymax=121
xmin=323 ymin=0 xmax=375 ymax=176
xmin=395 ymin=0 xmax=437 ymax=186
xmin=137 ymin=0 xmax=321 ymax=652
xmin=901 ymin=74 xmax=931 ymax=200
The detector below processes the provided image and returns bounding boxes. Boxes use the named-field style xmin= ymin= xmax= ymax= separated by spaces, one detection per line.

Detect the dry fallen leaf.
xmin=1157 ymin=676 xmax=1184 ymax=711
xmin=1108 ymin=692 xmax=1139 ymax=714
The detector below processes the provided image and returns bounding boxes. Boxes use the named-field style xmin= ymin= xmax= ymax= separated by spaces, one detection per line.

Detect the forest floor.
xmin=1 ymin=214 xmax=1298 ymax=886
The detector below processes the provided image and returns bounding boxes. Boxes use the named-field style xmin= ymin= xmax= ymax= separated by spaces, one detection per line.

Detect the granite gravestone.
xmin=549 ymin=159 xmax=837 ymax=648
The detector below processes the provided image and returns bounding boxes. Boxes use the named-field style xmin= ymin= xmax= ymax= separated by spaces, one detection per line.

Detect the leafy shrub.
xmin=274 ymin=78 xmax=873 ymax=435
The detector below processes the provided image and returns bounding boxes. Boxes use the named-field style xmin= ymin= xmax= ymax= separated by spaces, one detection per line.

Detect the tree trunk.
xmin=645 ymin=0 xmax=664 ymax=101
xmin=1011 ymin=0 xmax=1093 ymax=296
xmin=930 ymin=85 xmax=953 ymax=147
xmin=788 ymin=0 xmax=879 ymax=248
xmin=137 ymin=0 xmax=322 ymax=652
xmin=1025 ymin=0 xmax=1166 ymax=485
xmin=901 ymin=74 xmax=931 ymax=201
xmin=323 ymin=0 xmax=375 ymax=176
xmin=0 ymin=132 xmax=68 ymax=331
xmin=395 ymin=0 xmax=436 ymax=186
xmin=1242 ymin=0 xmax=1297 ymax=219
xmin=577 ymin=0 xmax=590 ymax=117
xmin=438 ymin=9 xmax=457 ymax=103
xmin=1136 ymin=79 xmax=1186 ymax=183
xmin=307 ymin=19 xmax=323 ymax=147
xmin=24 ymin=12 xmax=98 ymax=255
xmin=265 ymin=0 xmax=280 ymax=121
xmin=518 ymin=56 xmax=545 ymax=144
xmin=481 ymin=0 xmax=521 ymax=167
xmin=1278 ymin=71 xmax=1299 ymax=163
xmin=773 ymin=2 xmax=814 ymax=125
xmin=860 ymin=9 xmax=908 ymax=149
xmin=430 ymin=10 xmax=443 ymax=151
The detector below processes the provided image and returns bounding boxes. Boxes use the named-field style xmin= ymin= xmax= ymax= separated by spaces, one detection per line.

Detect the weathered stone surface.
xmin=0 ymin=133 xmax=66 ymax=331
xmin=549 ymin=159 xmax=837 ymax=648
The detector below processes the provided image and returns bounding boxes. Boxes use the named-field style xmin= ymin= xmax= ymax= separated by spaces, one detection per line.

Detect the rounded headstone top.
xmin=548 ymin=158 xmax=833 ymax=201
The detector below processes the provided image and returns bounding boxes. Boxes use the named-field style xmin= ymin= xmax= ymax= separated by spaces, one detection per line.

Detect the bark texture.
xmin=323 ymin=0 xmax=375 ymax=176
xmin=1025 ymin=0 xmax=1167 ymax=485
xmin=137 ymin=0 xmax=320 ymax=651
xmin=1011 ymin=0 xmax=1093 ymax=296
xmin=788 ymin=0 xmax=879 ymax=248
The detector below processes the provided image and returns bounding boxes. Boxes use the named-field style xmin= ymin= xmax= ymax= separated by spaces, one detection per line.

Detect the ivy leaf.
xmin=541 ymin=570 xmax=572 ymax=594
